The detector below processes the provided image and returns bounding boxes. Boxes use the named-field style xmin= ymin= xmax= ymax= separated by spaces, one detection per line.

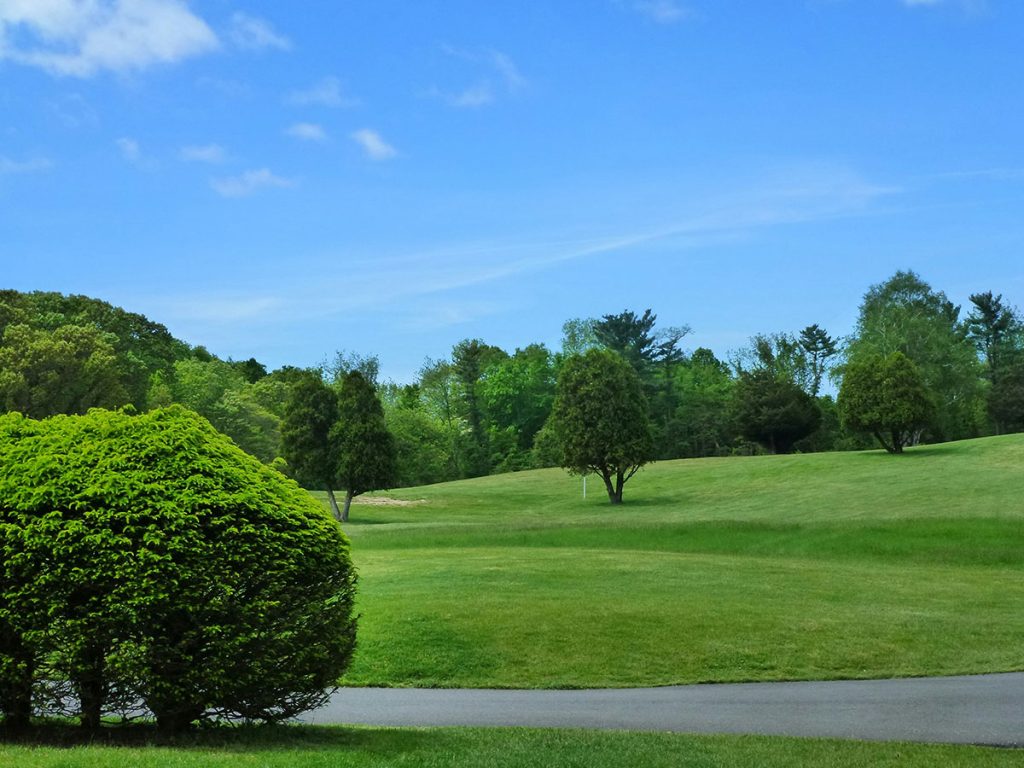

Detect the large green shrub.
xmin=0 ymin=406 xmax=356 ymax=732
xmin=838 ymin=352 xmax=935 ymax=453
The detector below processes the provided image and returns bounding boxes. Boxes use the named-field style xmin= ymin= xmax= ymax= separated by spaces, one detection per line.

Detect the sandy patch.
xmin=357 ymin=497 xmax=428 ymax=507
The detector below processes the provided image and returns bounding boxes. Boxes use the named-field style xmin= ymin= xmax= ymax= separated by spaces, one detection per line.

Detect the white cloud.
xmin=490 ymin=51 xmax=527 ymax=92
xmin=0 ymin=156 xmax=54 ymax=174
xmin=211 ymin=168 xmax=295 ymax=198
xmin=47 ymin=93 xmax=99 ymax=127
xmin=629 ymin=0 xmax=691 ymax=23
xmin=287 ymin=77 xmax=358 ymax=108
xmin=350 ymin=129 xmax=397 ymax=161
xmin=440 ymin=83 xmax=494 ymax=108
xmin=180 ymin=143 xmax=225 ymax=163
xmin=0 ymin=0 xmax=219 ymax=78
xmin=286 ymin=122 xmax=328 ymax=142
xmin=900 ymin=0 xmax=988 ymax=9
xmin=433 ymin=47 xmax=526 ymax=108
xmin=116 ymin=136 xmax=141 ymax=162
xmin=228 ymin=12 xmax=290 ymax=52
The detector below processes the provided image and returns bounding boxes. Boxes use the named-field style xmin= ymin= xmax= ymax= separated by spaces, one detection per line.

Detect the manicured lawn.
xmin=318 ymin=435 xmax=1024 ymax=688
xmin=2 ymin=726 xmax=1023 ymax=767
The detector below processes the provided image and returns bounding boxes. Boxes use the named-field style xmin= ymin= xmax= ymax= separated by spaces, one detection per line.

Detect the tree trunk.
xmin=326 ymin=487 xmax=341 ymax=520
xmin=1 ymin=667 xmax=33 ymax=732
xmin=0 ymin=636 xmax=33 ymax=731
xmin=341 ymin=489 xmax=354 ymax=522
xmin=873 ymin=430 xmax=895 ymax=454
xmin=600 ymin=470 xmax=618 ymax=504
xmin=154 ymin=704 xmax=203 ymax=735
xmin=613 ymin=469 xmax=626 ymax=504
xmin=78 ymin=677 xmax=104 ymax=731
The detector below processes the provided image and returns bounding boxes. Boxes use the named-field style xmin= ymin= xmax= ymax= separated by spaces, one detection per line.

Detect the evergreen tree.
xmin=331 ymin=370 xmax=397 ymax=522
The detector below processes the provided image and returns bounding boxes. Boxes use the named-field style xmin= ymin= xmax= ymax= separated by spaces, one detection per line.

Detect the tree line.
xmin=1 ymin=269 xmax=1022 ymax=491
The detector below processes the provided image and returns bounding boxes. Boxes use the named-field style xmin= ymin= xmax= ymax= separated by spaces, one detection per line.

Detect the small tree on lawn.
xmin=838 ymin=351 xmax=934 ymax=453
xmin=551 ymin=349 xmax=654 ymax=504
xmin=331 ymin=370 xmax=397 ymax=522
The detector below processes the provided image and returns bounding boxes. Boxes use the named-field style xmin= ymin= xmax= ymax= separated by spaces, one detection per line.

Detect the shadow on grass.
xmin=0 ymin=722 xmax=434 ymax=756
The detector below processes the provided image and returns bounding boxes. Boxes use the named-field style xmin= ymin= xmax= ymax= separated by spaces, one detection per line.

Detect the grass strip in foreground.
xmin=2 ymin=725 xmax=1023 ymax=768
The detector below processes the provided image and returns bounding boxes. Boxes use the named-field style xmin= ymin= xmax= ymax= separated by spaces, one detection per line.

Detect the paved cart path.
xmin=303 ymin=672 xmax=1024 ymax=746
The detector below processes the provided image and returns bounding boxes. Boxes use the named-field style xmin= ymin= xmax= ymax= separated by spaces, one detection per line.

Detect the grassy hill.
xmin=321 ymin=435 xmax=1024 ymax=688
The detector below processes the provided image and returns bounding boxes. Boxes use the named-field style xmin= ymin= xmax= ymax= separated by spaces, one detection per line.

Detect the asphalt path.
xmin=303 ymin=673 xmax=1024 ymax=746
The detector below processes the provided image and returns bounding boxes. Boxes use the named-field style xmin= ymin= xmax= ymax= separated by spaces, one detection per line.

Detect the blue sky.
xmin=2 ymin=0 xmax=1022 ymax=382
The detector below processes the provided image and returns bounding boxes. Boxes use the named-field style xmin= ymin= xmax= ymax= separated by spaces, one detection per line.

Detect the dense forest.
xmin=1 ymin=269 xmax=1022 ymax=488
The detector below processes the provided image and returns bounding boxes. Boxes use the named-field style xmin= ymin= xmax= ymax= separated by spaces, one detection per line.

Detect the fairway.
xmin=324 ymin=435 xmax=1024 ymax=688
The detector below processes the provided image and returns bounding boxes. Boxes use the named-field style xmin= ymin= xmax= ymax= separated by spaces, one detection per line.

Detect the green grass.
xmin=2 ymin=726 xmax=1023 ymax=767
xmin=320 ymin=435 xmax=1024 ymax=688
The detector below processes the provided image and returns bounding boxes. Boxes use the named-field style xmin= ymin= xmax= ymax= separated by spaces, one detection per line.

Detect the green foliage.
xmin=0 ymin=324 xmax=129 ymax=418
xmin=798 ymin=324 xmax=838 ymax=396
xmin=281 ymin=372 xmax=340 ymax=492
xmin=479 ymin=344 xmax=556 ymax=451
xmin=988 ymin=358 xmax=1024 ymax=434
xmin=169 ymin=359 xmax=281 ymax=462
xmin=838 ymin=352 xmax=934 ymax=453
xmin=331 ymin=371 xmax=398 ymax=521
xmin=384 ymin=404 xmax=453 ymax=487
xmin=846 ymin=271 xmax=983 ymax=440
xmin=451 ymin=339 xmax=508 ymax=478
xmin=0 ymin=407 xmax=356 ymax=732
xmin=732 ymin=368 xmax=821 ymax=454
xmin=666 ymin=348 xmax=735 ymax=458
xmin=0 ymin=290 xmax=181 ymax=410
xmin=551 ymin=349 xmax=654 ymax=504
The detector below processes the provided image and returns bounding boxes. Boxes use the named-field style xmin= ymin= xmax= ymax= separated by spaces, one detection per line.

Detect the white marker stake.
xmin=583 ymin=475 xmax=587 ymax=499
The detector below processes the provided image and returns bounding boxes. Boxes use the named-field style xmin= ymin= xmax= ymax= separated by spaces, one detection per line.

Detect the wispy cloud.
xmin=287 ymin=77 xmax=358 ymax=108
xmin=0 ymin=0 xmax=219 ymax=78
xmin=211 ymin=168 xmax=295 ymax=198
xmin=152 ymin=294 xmax=285 ymax=323
xmin=900 ymin=0 xmax=988 ymax=10
xmin=116 ymin=137 xmax=142 ymax=163
xmin=0 ymin=156 xmax=54 ymax=175
xmin=229 ymin=12 xmax=290 ymax=52
xmin=431 ymin=47 xmax=526 ymax=108
xmin=180 ymin=144 xmax=226 ymax=164
xmin=149 ymin=164 xmax=897 ymax=337
xmin=925 ymin=167 xmax=1024 ymax=182
xmin=286 ymin=123 xmax=328 ymax=142
xmin=351 ymin=129 xmax=397 ymax=160
xmin=115 ymin=136 xmax=157 ymax=169
xmin=626 ymin=0 xmax=692 ymax=24
xmin=47 ymin=93 xmax=99 ymax=128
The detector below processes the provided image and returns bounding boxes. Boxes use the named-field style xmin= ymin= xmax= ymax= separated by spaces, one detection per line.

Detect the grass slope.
xmin=322 ymin=435 xmax=1024 ymax=688
xmin=3 ymin=727 xmax=1024 ymax=768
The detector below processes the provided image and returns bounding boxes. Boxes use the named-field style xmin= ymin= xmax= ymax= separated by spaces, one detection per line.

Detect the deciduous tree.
xmin=551 ymin=350 xmax=654 ymax=504
xmin=838 ymin=352 xmax=934 ymax=453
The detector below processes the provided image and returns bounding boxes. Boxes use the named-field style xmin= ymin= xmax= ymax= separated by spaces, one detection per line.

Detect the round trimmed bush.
xmin=0 ymin=406 xmax=356 ymax=732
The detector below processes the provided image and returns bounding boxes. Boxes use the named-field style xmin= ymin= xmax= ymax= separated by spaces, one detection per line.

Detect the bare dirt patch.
xmin=357 ymin=497 xmax=428 ymax=507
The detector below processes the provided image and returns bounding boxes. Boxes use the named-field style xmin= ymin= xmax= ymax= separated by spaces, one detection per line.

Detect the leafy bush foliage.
xmin=0 ymin=406 xmax=356 ymax=732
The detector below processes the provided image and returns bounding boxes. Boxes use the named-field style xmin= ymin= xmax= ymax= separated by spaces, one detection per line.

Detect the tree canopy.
xmin=838 ymin=352 xmax=934 ymax=453
xmin=551 ymin=349 xmax=654 ymax=504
